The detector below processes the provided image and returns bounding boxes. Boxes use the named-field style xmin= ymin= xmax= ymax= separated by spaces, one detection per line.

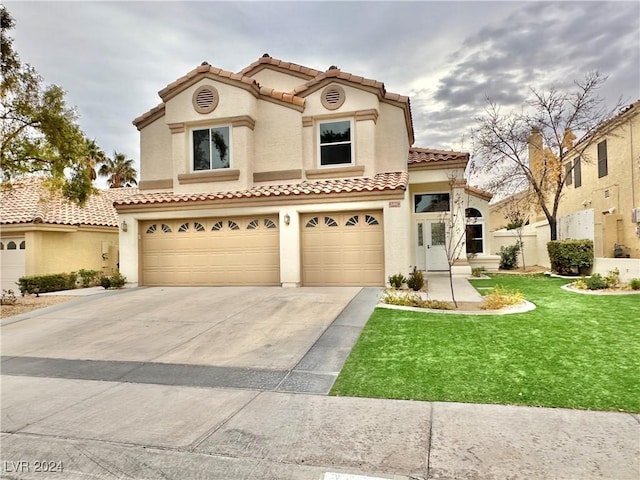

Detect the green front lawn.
xmin=330 ymin=274 xmax=640 ymax=412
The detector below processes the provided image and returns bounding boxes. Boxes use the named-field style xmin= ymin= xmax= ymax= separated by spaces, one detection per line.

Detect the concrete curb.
xmin=376 ymin=300 xmax=536 ymax=316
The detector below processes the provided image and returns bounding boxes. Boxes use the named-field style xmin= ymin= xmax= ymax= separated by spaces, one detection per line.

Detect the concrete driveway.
xmin=2 ymin=286 xmax=639 ymax=479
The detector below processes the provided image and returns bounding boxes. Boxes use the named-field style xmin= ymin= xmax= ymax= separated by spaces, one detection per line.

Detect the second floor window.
xmin=319 ymin=120 xmax=352 ymax=166
xmin=574 ymin=157 xmax=582 ymax=188
xmin=597 ymin=140 xmax=607 ymax=178
xmin=193 ymin=126 xmax=230 ymax=171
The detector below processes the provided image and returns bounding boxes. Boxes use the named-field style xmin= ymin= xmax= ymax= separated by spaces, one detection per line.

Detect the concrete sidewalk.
xmin=424 ymin=272 xmax=485 ymax=303
xmin=2 ymin=283 xmax=639 ymax=479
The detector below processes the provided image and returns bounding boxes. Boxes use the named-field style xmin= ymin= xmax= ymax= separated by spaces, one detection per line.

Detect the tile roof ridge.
xmin=238 ymin=54 xmax=322 ymax=78
xmin=410 ymin=146 xmax=468 ymax=155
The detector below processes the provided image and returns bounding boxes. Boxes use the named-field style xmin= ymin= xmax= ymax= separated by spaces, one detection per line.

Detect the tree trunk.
xmin=448 ymin=266 xmax=458 ymax=308
xmin=549 ymin=216 xmax=558 ymax=241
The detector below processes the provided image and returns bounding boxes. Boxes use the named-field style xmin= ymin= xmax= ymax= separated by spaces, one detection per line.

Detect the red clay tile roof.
xmin=1 ymin=177 xmax=137 ymax=228
xmin=114 ymin=172 xmax=408 ymax=208
xmin=408 ymin=147 xmax=469 ymax=165
xmin=239 ymin=54 xmax=322 ymax=79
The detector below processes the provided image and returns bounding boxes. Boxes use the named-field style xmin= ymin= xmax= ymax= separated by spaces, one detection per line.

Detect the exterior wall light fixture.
xmin=121 ymin=220 xmax=128 ymax=232
xmin=284 ymin=214 xmax=290 ymax=226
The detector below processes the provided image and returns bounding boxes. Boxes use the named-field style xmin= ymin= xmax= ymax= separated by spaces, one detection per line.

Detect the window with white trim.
xmin=192 ymin=126 xmax=231 ymax=171
xmin=465 ymin=208 xmax=484 ymax=255
xmin=319 ymin=119 xmax=352 ymax=166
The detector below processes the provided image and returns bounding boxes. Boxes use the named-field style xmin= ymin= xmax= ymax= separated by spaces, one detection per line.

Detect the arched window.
xmin=465 ymin=208 xmax=484 ymax=255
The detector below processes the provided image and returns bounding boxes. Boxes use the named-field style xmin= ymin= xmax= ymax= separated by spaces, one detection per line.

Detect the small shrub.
xmin=572 ymin=278 xmax=588 ymax=290
xmin=381 ymin=291 xmax=422 ymax=306
xmin=99 ymin=276 xmax=111 ymax=289
xmin=480 ymin=286 xmax=525 ymax=310
xmin=17 ymin=272 xmax=78 ymax=295
xmin=110 ymin=271 xmax=127 ymax=288
xmin=1 ymin=289 xmax=17 ymax=305
xmin=78 ymin=269 xmax=101 ymax=288
xmin=498 ymin=242 xmax=521 ymax=270
xmin=100 ymin=272 xmax=127 ymax=290
xmin=629 ymin=278 xmax=640 ymax=290
xmin=603 ymin=268 xmax=620 ymax=288
xmin=388 ymin=273 xmax=406 ymax=289
xmin=471 ymin=267 xmax=485 ymax=278
xmin=406 ymin=267 xmax=425 ymax=291
xmin=585 ymin=273 xmax=607 ymax=290
xmin=547 ymin=239 xmax=593 ymax=275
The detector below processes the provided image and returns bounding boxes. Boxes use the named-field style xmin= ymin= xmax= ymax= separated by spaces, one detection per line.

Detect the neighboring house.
xmin=0 ymin=177 xmax=134 ymax=291
xmin=490 ymin=99 xmax=640 ymax=272
xmin=558 ymin=100 xmax=640 ymax=259
xmin=115 ymin=55 xmax=494 ymax=287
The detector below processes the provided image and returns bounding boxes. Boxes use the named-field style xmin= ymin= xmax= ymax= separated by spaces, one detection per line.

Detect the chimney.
xmin=528 ymin=128 xmax=543 ymax=173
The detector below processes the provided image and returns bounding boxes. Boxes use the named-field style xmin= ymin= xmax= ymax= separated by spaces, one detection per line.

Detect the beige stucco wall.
xmin=22 ymin=227 xmax=119 ymax=277
xmin=376 ymin=103 xmax=411 ymax=173
xmin=139 ymin=119 xmax=173 ymax=184
xmin=253 ymin=101 xmax=303 ymax=173
xmin=558 ymin=109 xmax=640 ymax=258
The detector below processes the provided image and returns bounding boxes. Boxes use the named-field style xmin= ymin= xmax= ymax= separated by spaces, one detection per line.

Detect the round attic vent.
xmin=192 ymin=85 xmax=219 ymax=114
xmin=321 ymin=84 xmax=345 ymax=110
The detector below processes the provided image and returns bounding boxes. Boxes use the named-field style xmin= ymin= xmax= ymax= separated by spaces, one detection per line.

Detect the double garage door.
xmin=141 ymin=211 xmax=383 ymax=286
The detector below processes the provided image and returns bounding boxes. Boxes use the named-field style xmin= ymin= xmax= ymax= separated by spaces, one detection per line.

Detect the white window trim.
xmin=317 ymin=117 xmax=354 ymax=168
xmin=191 ymin=124 xmax=233 ymax=172
xmin=466 ymin=221 xmax=485 ymax=255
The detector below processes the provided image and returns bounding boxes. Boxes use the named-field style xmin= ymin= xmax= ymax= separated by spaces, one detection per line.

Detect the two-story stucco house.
xmin=557 ymin=100 xmax=640 ymax=259
xmin=115 ymin=55 xmax=493 ymax=286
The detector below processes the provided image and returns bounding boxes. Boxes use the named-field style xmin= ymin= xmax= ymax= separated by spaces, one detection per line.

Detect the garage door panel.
xmin=301 ymin=211 xmax=384 ymax=286
xmin=141 ymin=217 xmax=279 ymax=286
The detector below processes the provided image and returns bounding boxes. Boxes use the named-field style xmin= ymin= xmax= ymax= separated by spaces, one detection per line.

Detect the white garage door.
xmin=301 ymin=211 xmax=384 ymax=286
xmin=141 ymin=216 xmax=280 ymax=286
xmin=1 ymin=237 xmax=26 ymax=292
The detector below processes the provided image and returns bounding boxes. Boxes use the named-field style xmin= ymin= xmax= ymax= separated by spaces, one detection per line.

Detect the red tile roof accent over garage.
xmin=1 ymin=177 xmax=136 ymax=227
xmin=408 ymin=147 xmax=469 ymax=165
xmin=114 ymin=172 xmax=408 ymax=208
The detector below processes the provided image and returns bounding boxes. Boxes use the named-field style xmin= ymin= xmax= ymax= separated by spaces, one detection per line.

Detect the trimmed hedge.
xmin=547 ymin=239 xmax=593 ymax=275
xmin=17 ymin=272 xmax=77 ymax=295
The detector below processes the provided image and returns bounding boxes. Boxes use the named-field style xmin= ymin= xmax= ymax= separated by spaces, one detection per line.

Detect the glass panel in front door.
xmin=431 ymin=222 xmax=445 ymax=246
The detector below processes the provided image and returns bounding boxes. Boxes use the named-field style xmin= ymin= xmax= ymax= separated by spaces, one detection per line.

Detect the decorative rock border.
xmin=561 ymin=284 xmax=640 ymax=296
xmin=377 ymin=300 xmax=536 ymax=316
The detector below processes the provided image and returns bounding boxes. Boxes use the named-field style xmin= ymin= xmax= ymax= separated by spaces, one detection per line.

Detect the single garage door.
xmin=301 ymin=211 xmax=384 ymax=286
xmin=1 ymin=237 xmax=26 ymax=292
xmin=141 ymin=216 xmax=279 ymax=286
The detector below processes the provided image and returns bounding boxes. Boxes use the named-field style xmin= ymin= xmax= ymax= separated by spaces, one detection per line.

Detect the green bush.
xmin=78 ymin=269 xmax=101 ymax=288
xmin=585 ymin=273 xmax=607 ymax=290
xmin=498 ymin=242 xmax=521 ymax=270
xmin=629 ymin=278 xmax=640 ymax=290
xmin=17 ymin=272 xmax=77 ymax=295
xmin=603 ymin=268 xmax=620 ymax=288
xmin=406 ymin=267 xmax=425 ymax=291
xmin=547 ymin=239 xmax=593 ymax=276
xmin=99 ymin=271 xmax=127 ymax=290
xmin=388 ymin=273 xmax=406 ymax=289
xmin=110 ymin=271 xmax=126 ymax=288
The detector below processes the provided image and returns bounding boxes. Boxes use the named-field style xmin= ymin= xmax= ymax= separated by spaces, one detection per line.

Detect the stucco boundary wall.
xmin=594 ymin=258 xmax=640 ymax=282
xmin=490 ymin=221 xmax=551 ymax=269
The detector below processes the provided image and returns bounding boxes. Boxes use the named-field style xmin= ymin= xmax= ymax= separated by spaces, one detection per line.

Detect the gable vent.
xmin=321 ymin=84 xmax=345 ymax=110
xmin=192 ymin=85 xmax=219 ymax=114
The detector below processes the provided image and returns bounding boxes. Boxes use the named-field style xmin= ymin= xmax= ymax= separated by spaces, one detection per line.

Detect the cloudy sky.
xmin=5 ymin=1 xmax=639 ymax=186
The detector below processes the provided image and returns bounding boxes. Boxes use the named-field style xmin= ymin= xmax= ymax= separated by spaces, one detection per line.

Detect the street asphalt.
xmin=1 ymin=280 xmax=638 ymax=479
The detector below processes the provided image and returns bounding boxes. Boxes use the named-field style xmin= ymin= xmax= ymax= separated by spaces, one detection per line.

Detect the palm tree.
xmin=98 ymin=151 xmax=138 ymax=188
xmin=83 ymin=138 xmax=106 ymax=181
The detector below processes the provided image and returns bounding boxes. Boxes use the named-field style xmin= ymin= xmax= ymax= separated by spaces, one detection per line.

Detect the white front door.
xmin=425 ymin=221 xmax=449 ymax=271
